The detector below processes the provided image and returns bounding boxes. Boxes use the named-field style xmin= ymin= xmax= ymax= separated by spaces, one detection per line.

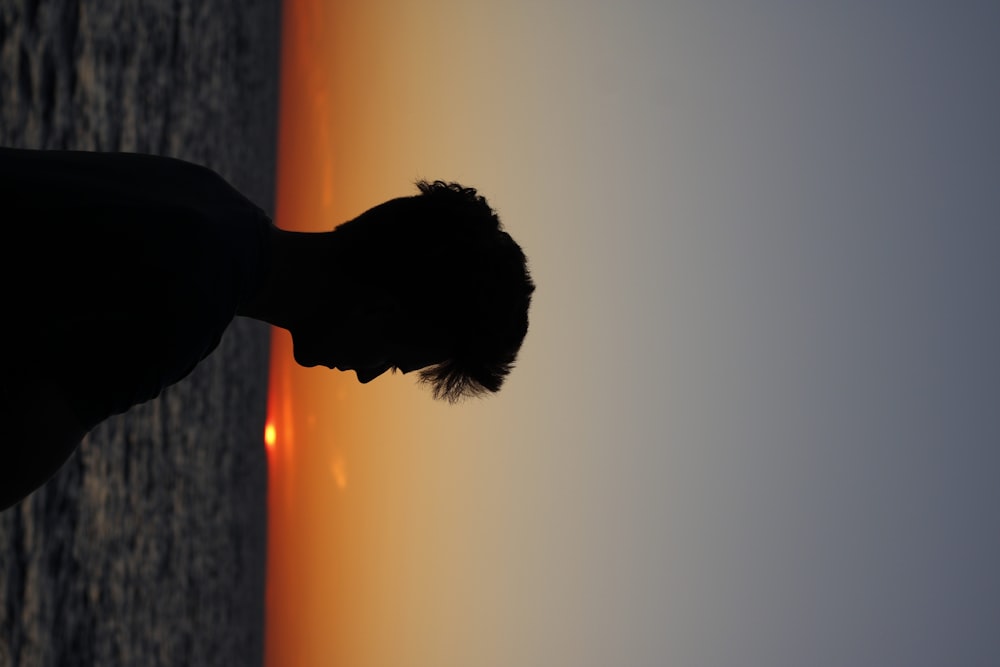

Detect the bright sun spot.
xmin=264 ymin=422 xmax=277 ymax=450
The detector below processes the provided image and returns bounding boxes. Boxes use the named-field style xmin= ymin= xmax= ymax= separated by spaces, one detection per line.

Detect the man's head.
xmin=313 ymin=181 xmax=535 ymax=402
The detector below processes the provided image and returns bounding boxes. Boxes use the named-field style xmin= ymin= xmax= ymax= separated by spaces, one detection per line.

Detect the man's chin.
xmin=354 ymin=365 xmax=392 ymax=384
xmin=352 ymin=369 xmax=374 ymax=384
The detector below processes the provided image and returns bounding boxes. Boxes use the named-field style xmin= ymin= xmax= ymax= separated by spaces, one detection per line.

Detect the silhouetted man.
xmin=0 ymin=147 xmax=534 ymax=510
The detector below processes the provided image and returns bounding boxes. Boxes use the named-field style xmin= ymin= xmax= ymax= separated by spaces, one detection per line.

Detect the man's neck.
xmin=236 ymin=226 xmax=341 ymax=330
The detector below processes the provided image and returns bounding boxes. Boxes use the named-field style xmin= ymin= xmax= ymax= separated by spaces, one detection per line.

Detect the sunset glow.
xmin=263 ymin=2 xmax=548 ymax=664
xmin=258 ymin=1 xmax=1000 ymax=665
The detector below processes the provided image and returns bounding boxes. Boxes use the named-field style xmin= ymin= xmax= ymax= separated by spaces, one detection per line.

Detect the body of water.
xmin=0 ymin=1 xmax=281 ymax=664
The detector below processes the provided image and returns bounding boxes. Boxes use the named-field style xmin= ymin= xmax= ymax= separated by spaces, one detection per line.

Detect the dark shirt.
xmin=2 ymin=147 xmax=270 ymax=430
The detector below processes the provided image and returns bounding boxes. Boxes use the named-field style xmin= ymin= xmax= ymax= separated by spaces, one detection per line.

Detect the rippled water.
xmin=0 ymin=1 xmax=280 ymax=664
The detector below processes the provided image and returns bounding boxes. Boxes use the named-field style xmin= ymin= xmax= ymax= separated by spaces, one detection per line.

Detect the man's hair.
xmin=333 ymin=180 xmax=535 ymax=402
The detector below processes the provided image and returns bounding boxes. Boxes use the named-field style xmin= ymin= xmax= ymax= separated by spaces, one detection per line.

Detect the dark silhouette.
xmin=0 ymin=147 xmax=535 ymax=511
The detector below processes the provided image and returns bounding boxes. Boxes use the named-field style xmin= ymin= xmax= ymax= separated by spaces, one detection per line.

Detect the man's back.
xmin=2 ymin=147 xmax=271 ymax=429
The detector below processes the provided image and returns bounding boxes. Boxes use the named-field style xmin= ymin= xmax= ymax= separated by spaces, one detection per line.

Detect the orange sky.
xmin=264 ymin=1 xmax=348 ymax=663
xmin=262 ymin=0 xmax=544 ymax=662
xmin=264 ymin=2 xmax=443 ymax=664
xmin=262 ymin=2 xmax=560 ymax=664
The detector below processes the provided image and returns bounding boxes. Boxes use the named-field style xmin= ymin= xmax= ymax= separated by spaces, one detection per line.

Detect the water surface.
xmin=0 ymin=1 xmax=280 ymax=664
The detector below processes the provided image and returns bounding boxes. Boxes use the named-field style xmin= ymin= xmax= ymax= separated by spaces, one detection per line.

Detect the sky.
xmin=265 ymin=1 xmax=1000 ymax=666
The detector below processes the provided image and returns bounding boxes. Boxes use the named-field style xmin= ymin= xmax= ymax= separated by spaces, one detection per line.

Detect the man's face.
xmin=290 ymin=308 xmax=446 ymax=384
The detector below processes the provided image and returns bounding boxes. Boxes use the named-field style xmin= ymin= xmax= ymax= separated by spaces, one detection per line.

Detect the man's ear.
xmin=345 ymin=288 xmax=405 ymax=334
